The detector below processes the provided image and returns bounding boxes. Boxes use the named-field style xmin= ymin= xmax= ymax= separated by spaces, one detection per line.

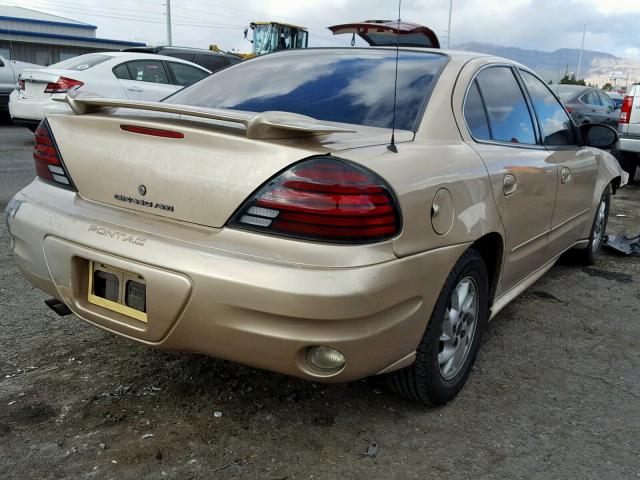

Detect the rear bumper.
xmin=8 ymin=89 xmax=71 ymax=121
xmin=6 ymin=180 xmax=467 ymax=382
xmin=617 ymin=135 xmax=640 ymax=155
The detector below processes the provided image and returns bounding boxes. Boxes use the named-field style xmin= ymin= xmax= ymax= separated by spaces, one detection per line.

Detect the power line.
xmin=15 ymin=0 xmax=244 ymax=28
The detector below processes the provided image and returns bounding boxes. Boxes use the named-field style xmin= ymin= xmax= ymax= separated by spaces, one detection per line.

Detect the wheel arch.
xmin=470 ymin=232 xmax=504 ymax=306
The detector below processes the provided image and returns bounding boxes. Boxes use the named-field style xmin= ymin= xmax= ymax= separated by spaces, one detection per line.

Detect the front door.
xmin=464 ymin=66 xmax=558 ymax=292
xmin=518 ymin=70 xmax=599 ymax=257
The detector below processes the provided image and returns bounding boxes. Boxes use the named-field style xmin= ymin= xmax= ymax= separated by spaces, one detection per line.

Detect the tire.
xmin=575 ymin=185 xmax=611 ymax=266
xmin=386 ymin=248 xmax=489 ymax=406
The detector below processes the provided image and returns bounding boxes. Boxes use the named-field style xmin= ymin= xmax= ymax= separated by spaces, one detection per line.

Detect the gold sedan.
xmin=6 ymin=48 xmax=626 ymax=405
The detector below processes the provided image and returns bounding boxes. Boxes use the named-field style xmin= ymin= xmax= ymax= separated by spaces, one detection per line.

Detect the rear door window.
xmin=167 ymin=62 xmax=209 ymax=86
xmin=582 ymin=91 xmax=601 ymax=106
xmin=475 ymin=66 xmax=536 ymax=145
xmin=464 ymin=80 xmax=491 ymax=140
xmin=125 ymin=60 xmax=170 ymax=84
xmin=520 ymin=70 xmax=577 ymax=147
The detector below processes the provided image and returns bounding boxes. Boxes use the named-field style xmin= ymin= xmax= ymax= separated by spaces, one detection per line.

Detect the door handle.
xmin=561 ymin=167 xmax=572 ymax=184
xmin=127 ymin=87 xmax=143 ymax=92
xmin=503 ymin=174 xmax=518 ymax=196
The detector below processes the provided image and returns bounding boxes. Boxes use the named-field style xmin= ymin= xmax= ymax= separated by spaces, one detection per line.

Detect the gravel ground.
xmin=1 ymin=123 xmax=639 ymax=480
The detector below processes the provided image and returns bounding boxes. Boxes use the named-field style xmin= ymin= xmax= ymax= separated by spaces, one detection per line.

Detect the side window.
xmin=597 ymin=92 xmax=613 ymax=109
xmin=464 ymin=80 xmax=491 ymax=140
xmin=475 ymin=67 xmax=536 ymax=145
xmin=167 ymin=62 xmax=209 ymax=87
xmin=582 ymin=91 xmax=600 ymax=106
xmin=125 ymin=60 xmax=169 ymax=84
xmin=112 ymin=63 xmax=130 ymax=80
xmin=167 ymin=52 xmax=196 ymax=62
xmin=195 ymin=54 xmax=227 ymax=72
xmin=520 ymin=70 xmax=577 ymax=147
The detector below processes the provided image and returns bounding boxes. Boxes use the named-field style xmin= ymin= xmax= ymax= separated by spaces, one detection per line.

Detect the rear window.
xmin=48 ymin=54 xmax=112 ymax=71
xmin=165 ymin=49 xmax=448 ymax=130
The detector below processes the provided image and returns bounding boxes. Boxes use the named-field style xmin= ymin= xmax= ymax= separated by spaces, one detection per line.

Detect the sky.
xmin=6 ymin=0 xmax=640 ymax=60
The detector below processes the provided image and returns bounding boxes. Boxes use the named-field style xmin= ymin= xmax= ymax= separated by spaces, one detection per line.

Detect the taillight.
xmin=564 ymin=106 xmax=573 ymax=114
xmin=18 ymin=78 xmax=25 ymax=90
xmin=229 ymin=157 xmax=401 ymax=243
xmin=44 ymin=77 xmax=84 ymax=93
xmin=34 ymin=120 xmax=76 ymax=190
xmin=619 ymin=95 xmax=634 ymax=124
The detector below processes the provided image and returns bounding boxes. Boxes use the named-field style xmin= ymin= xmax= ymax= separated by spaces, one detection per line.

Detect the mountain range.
xmin=455 ymin=42 xmax=639 ymax=88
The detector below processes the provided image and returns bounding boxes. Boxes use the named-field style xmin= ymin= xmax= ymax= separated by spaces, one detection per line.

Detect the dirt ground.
xmin=1 ymin=122 xmax=639 ymax=480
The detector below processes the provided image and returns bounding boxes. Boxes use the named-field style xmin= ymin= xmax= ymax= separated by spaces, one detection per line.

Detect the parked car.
xmin=121 ymin=46 xmax=242 ymax=72
xmin=9 ymin=52 xmax=210 ymax=130
xmin=552 ymin=84 xmax=620 ymax=127
xmin=0 ymin=55 xmax=40 ymax=114
xmin=6 ymin=48 xmax=626 ymax=406
xmin=616 ymin=84 xmax=640 ymax=182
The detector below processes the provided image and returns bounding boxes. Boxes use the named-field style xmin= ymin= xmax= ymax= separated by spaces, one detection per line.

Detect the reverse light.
xmin=619 ymin=95 xmax=634 ymax=124
xmin=229 ymin=157 xmax=401 ymax=243
xmin=34 ymin=120 xmax=76 ymax=190
xmin=44 ymin=77 xmax=84 ymax=93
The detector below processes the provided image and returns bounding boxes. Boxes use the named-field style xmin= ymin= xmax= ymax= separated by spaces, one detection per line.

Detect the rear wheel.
xmin=386 ymin=248 xmax=489 ymax=406
xmin=575 ymin=185 xmax=610 ymax=266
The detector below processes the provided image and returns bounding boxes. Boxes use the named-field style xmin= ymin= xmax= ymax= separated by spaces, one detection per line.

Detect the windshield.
xmin=48 ymin=54 xmax=112 ymax=71
xmin=166 ymin=49 xmax=448 ymax=130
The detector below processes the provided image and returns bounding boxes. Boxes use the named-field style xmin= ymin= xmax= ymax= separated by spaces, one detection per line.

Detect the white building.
xmin=0 ymin=5 xmax=145 ymax=65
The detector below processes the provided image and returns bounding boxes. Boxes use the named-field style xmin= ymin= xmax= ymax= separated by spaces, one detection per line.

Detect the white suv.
xmin=617 ymin=84 xmax=640 ymax=182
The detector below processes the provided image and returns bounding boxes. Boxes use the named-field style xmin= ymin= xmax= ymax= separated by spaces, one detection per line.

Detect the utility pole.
xmin=165 ymin=0 xmax=172 ymax=46
xmin=446 ymin=0 xmax=453 ymax=48
xmin=576 ymin=24 xmax=586 ymax=82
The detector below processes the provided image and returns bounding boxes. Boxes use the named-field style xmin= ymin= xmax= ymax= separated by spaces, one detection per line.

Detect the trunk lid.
xmin=47 ymin=110 xmax=409 ymax=228
xmin=19 ymin=69 xmax=83 ymax=99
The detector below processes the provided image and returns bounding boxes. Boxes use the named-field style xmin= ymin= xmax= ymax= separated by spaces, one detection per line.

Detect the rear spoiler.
xmin=54 ymin=91 xmax=356 ymax=139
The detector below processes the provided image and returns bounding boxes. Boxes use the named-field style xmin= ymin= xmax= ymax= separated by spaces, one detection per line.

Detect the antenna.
xmin=387 ymin=0 xmax=402 ymax=153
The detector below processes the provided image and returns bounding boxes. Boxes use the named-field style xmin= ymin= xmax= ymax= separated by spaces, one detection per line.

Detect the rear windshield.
xmin=48 ymin=54 xmax=112 ymax=71
xmin=554 ymin=86 xmax=584 ymax=101
xmin=165 ymin=49 xmax=448 ymax=130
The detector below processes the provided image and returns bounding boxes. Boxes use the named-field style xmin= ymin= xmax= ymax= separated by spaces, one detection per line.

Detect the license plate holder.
xmin=88 ymin=261 xmax=147 ymax=323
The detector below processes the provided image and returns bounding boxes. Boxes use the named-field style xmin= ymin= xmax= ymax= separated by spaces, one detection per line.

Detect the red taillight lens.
xmin=34 ymin=120 xmax=75 ymax=190
xmin=18 ymin=78 xmax=25 ymax=90
xmin=619 ymin=95 xmax=634 ymax=124
xmin=564 ymin=106 xmax=573 ymax=114
xmin=44 ymin=77 xmax=84 ymax=93
xmin=229 ymin=157 xmax=401 ymax=243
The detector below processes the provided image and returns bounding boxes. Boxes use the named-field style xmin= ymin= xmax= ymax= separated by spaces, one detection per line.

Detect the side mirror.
xmin=580 ymin=123 xmax=618 ymax=149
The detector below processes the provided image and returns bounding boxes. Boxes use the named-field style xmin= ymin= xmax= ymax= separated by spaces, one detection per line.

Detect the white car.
xmin=9 ymin=52 xmax=211 ymax=130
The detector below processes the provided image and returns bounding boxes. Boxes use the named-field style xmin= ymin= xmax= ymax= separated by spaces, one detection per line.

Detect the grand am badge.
xmin=113 ymin=194 xmax=174 ymax=212
xmin=88 ymin=224 xmax=147 ymax=246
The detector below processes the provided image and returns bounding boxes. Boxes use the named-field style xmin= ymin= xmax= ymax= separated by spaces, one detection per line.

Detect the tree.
xmin=602 ymin=82 xmax=613 ymax=91
xmin=559 ymin=74 xmax=586 ymax=86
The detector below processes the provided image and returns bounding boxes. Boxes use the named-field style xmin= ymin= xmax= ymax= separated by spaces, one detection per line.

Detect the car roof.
xmin=122 ymin=46 xmax=237 ymax=58
xmin=105 ymin=51 xmax=210 ymax=67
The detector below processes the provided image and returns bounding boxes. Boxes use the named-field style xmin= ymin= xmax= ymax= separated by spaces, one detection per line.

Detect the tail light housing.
xmin=34 ymin=120 xmax=76 ymax=190
xmin=229 ymin=157 xmax=401 ymax=243
xmin=619 ymin=95 xmax=633 ymax=124
xmin=44 ymin=77 xmax=84 ymax=93
xmin=564 ymin=106 xmax=573 ymax=114
xmin=18 ymin=78 xmax=25 ymax=90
